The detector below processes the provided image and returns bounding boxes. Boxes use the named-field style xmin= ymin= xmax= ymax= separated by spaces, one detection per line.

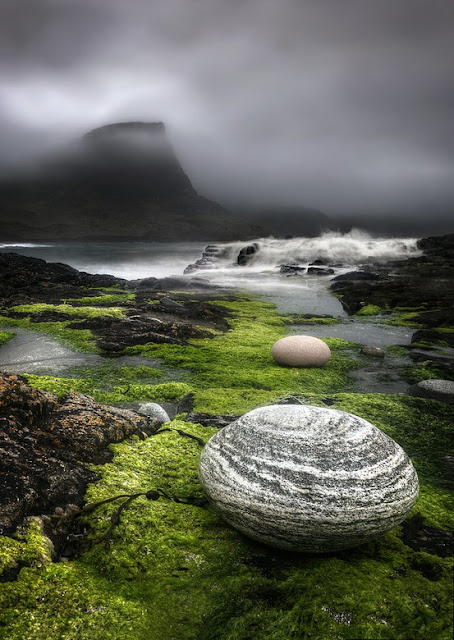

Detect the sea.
xmin=0 ymin=229 xmax=420 ymax=316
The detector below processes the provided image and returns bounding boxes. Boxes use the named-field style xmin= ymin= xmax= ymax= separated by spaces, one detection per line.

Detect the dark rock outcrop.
xmin=307 ymin=266 xmax=335 ymax=276
xmin=237 ymin=243 xmax=260 ymax=266
xmin=331 ymin=271 xmax=380 ymax=282
xmin=185 ymin=412 xmax=238 ymax=429
xmin=330 ymin=234 xmax=454 ymax=315
xmin=0 ymin=252 xmax=126 ymax=306
xmin=280 ymin=264 xmax=306 ymax=275
xmin=67 ymin=314 xmax=213 ymax=353
xmin=0 ymin=373 xmax=159 ymax=537
xmin=411 ymin=329 xmax=454 ymax=349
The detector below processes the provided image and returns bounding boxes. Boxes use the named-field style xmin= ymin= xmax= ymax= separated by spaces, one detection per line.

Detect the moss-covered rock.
xmin=356 ymin=304 xmax=382 ymax=317
xmin=0 ymin=329 xmax=13 ymax=346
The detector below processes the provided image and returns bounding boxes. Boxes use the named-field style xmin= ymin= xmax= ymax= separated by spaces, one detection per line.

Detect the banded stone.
xmin=199 ymin=405 xmax=419 ymax=552
xmin=271 ymin=335 xmax=331 ymax=367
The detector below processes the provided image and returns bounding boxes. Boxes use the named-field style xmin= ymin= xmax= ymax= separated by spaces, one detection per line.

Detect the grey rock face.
xmin=409 ymin=379 xmax=454 ymax=404
xmin=199 ymin=405 xmax=419 ymax=552
xmin=138 ymin=402 xmax=170 ymax=423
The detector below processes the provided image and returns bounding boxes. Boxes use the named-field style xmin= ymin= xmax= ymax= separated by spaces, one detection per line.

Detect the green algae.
xmin=0 ymin=329 xmax=13 ymax=346
xmin=401 ymin=362 xmax=454 ymax=384
xmin=23 ymin=374 xmax=192 ymax=404
xmin=124 ymin=299 xmax=360 ymax=415
xmin=0 ymin=518 xmax=53 ymax=576
xmin=66 ymin=293 xmax=135 ymax=305
xmin=9 ymin=303 xmax=126 ymax=318
xmin=0 ymin=409 xmax=452 ymax=640
xmin=384 ymin=312 xmax=424 ymax=328
xmin=356 ymin=304 xmax=382 ymax=317
xmin=1 ymin=294 xmax=453 ymax=640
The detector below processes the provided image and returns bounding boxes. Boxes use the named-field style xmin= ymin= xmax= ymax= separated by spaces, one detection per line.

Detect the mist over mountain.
xmin=0 ymin=121 xmax=269 ymax=241
xmin=0 ymin=0 xmax=453 ymax=235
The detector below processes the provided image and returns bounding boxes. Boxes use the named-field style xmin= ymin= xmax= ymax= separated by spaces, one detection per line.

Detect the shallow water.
xmin=290 ymin=319 xmax=413 ymax=347
xmin=0 ymin=232 xmax=423 ymax=395
xmin=0 ymin=327 xmax=169 ymax=375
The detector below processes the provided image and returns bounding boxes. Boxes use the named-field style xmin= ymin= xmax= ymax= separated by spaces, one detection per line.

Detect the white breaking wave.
xmin=0 ymin=243 xmax=54 ymax=249
xmin=207 ymin=229 xmax=421 ymax=269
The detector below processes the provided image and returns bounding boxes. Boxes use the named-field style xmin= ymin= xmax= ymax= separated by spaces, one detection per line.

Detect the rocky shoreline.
xmin=0 ymin=237 xmax=453 ymax=639
xmin=330 ymin=233 xmax=454 ymax=321
xmin=329 ymin=233 xmax=454 ymax=378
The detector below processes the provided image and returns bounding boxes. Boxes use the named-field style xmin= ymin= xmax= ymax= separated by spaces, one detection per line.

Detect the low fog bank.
xmin=230 ymin=204 xmax=454 ymax=239
xmin=0 ymin=120 xmax=452 ymax=241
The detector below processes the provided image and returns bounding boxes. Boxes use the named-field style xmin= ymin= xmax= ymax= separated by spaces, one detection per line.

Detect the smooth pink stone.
xmin=272 ymin=335 xmax=331 ymax=367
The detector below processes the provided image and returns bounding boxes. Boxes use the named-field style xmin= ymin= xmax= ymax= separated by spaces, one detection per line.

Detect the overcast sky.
xmin=0 ymin=0 xmax=453 ymax=216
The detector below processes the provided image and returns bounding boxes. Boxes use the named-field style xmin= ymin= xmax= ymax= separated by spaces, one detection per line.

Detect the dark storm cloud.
xmin=0 ymin=0 xmax=453 ymax=215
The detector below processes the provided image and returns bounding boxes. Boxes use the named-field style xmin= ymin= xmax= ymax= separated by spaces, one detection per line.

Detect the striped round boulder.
xmin=199 ymin=405 xmax=419 ymax=552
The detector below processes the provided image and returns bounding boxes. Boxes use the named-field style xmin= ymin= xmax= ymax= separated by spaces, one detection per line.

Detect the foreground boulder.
xmin=0 ymin=373 xmax=159 ymax=536
xmin=199 ymin=405 xmax=419 ymax=552
xmin=272 ymin=335 xmax=331 ymax=367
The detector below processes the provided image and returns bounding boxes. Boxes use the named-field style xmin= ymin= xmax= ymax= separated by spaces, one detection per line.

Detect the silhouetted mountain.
xmin=0 ymin=122 xmax=264 ymax=241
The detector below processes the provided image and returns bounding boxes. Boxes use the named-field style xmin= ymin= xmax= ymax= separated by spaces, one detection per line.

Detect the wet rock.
xmin=177 ymin=393 xmax=195 ymax=413
xmin=67 ymin=314 xmax=212 ymax=352
xmin=237 ymin=243 xmax=259 ymax=266
xmin=361 ymin=345 xmax=385 ymax=358
xmin=330 ymin=233 xmax=454 ymax=316
xmin=408 ymin=350 xmax=454 ymax=378
xmin=133 ymin=294 xmax=232 ymax=332
xmin=276 ymin=396 xmax=303 ymax=405
xmin=158 ymin=297 xmax=186 ymax=313
xmin=408 ymin=379 xmax=454 ymax=404
xmin=402 ymin=513 xmax=453 ymax=557
xmin=411 ymin=329 xmax=454 ymax=348
xmin=138 ymin=402 xmax=170 ymax=423
xmin=183 ymin=244 xmax=228 ymax=274
xmin=279 ymin=264 xmax=306 ymax=275
xmin=131 ymin=276 xmax=160 ymax=289
xmin=0 ymin=252 xmax=127 ymax=306
xmin=199 ymin=405 xmax=419 ymax=552
xmin=272 ymin=335 xmax=331 ymax=367
xmin=331 ymin=271 xmax=380 ymax=282
xmin=185 ymin=412 xmax=237 ymax=429
xmin=0 ymin=373 xmax=159 ymax=537
xmin=307 ymin=266 xmax=335 ymax=276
